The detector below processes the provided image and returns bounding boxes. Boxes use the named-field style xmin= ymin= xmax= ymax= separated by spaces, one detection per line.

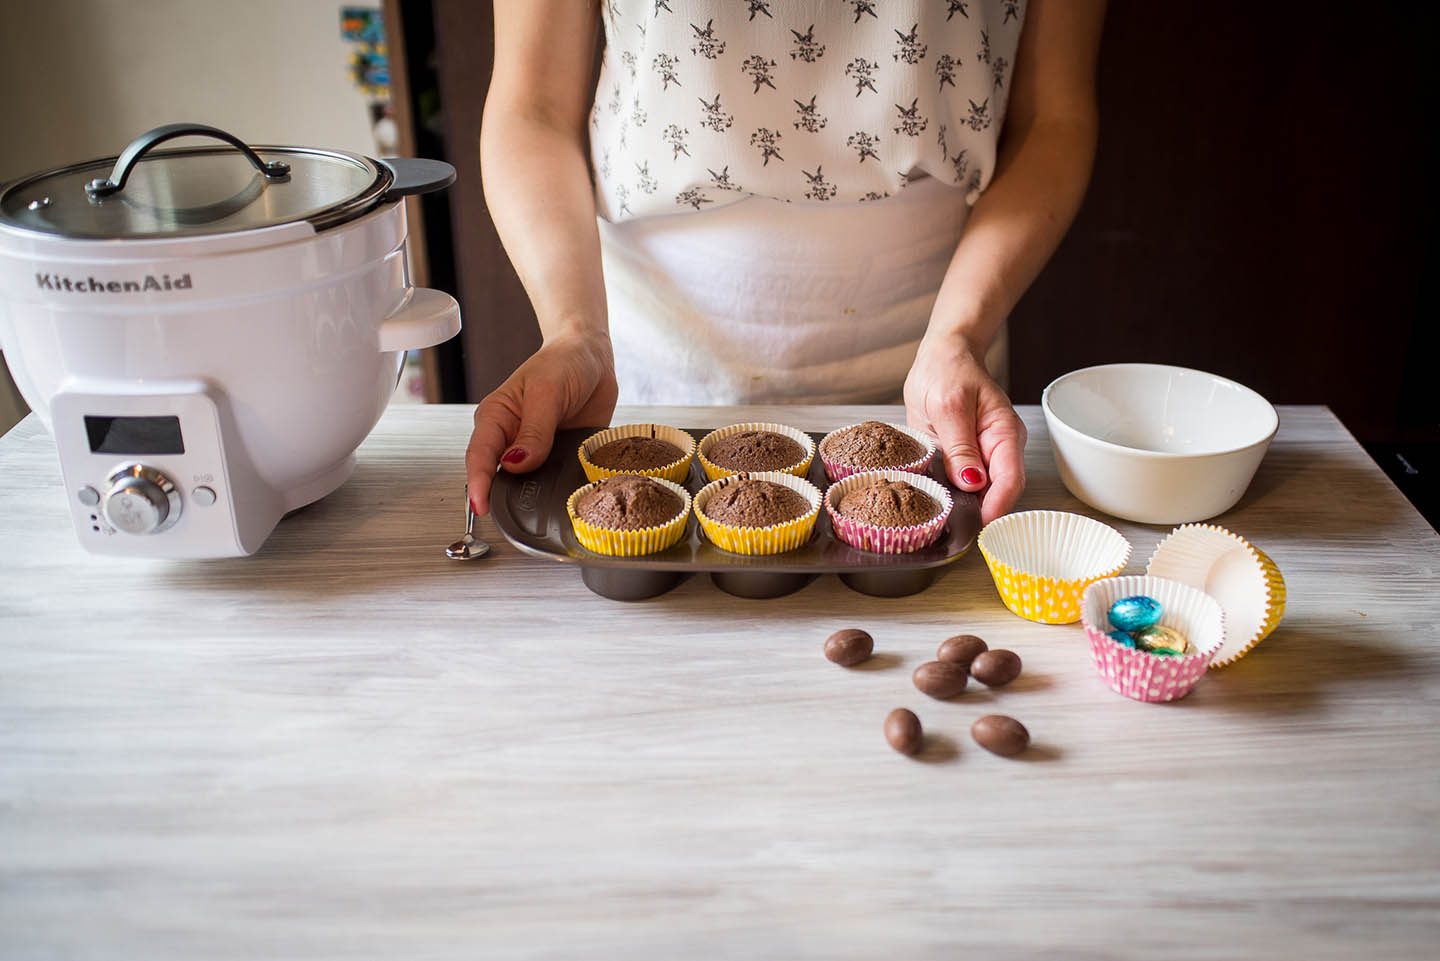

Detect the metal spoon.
xmin=446 ymin=488 xmax=491 ymax=560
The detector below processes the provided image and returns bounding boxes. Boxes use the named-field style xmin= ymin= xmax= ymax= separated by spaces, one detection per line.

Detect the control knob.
xmin=103 ymin=464 xmax=182 ymax=535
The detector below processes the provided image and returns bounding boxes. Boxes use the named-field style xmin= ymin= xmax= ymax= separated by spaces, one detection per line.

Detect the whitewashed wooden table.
xmin=1 ymin=404 xmax=1437 ymax=960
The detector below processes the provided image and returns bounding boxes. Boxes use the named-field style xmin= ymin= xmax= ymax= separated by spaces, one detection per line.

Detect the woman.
xmin=466 ymin=1 xmax=1105 ymax=525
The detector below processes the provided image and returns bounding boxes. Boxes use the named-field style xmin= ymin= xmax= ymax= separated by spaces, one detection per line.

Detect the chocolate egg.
xmin=884 ymin=708 xmax=923 ymax=756
xmin=913 ymin=660 xmax=969 ymax=699
xmin=1106 ymin=629 xmax=1137 ymax=648
xmin=970 ymin=649 xmax=1022 ymax=687
xmin=1109 ymin=595 xmax=1162 ymax=632
xmin=936 ymin=633 xmax=988 ymax=667
xmin=1133 ymin=624 xmax=1191 ymax=655
xmin=971 ymin=714 xmax=1029 ymax=757
xmin=824 ymin=628 xmax=874 ymax=666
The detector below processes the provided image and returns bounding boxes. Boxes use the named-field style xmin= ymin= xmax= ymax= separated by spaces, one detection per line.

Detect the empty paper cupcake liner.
xmin=566 ymin=475 xmax=692 ymax=557
xmin=977 ymin=510 xmax=1132 ymax=624
xmin=1081 ymin=574 xmax=1227 ymax=702
xmin=818 ymin=422 xmax=937 ymax=482
xmin=578 ymin=424 xmax=696 ymax=484
xmin=824 ymin=469 xmax=953 ymax=554
xmin=697 ymin=422 xmax=816 ymax=481
xmin=1146 ymin=524 xmax=1286 ymax=668
xmin=694 ymin=471 xmax=822 ymax=556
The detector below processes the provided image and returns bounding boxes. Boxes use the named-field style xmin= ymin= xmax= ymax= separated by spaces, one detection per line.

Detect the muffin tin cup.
xmin=697 ymin=422 xmax=817 ymax=481
xmin=977 ymin=510 xmax=1132 ymax=624
xmin=1145 ymin=524 xmax=1286 ymax=668
xmin=565 ymin=476 xmax=693 ymax=557
xmin=824 ymin=469 xmax=954 ymax=554
xmin=818 ymin=422 xmax=938 ymax=482
xmin=693 ymin=471 xmax=823 ymax=556
xmin=1081 ymin=574 xmax=1227 ymax=702
xmin=578 ymin=424 xmax=696 ymax=484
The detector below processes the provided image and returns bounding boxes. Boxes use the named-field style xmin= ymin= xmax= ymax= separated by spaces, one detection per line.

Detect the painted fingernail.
xmin=501 ymin=447 xmax=527 ymax=466
xmin=960 ymin=466 xmax=984 ymax=486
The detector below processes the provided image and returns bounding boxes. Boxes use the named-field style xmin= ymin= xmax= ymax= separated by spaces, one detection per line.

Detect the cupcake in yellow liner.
xmin=697 ymin=422 xmax=816 ymax=481
xmin=693 ymin=471 xmax=822 ymax=556
xmin=566 ymin=474 xmax=692 ymax=557
xmin=1081 ymin=574 xmax=1227 ymax=702
xmin=578 ymin=424 xmax=696 ymax=484
xmin=1145 ymin=523 xmax=1286 ymax=668
xmin=824 ymin=469 xmax=953 ymax=554
xmin=978 ymin=510 xmax=1132 ymax=624
xmin=817 ymin=421 xmax=937 ymax=482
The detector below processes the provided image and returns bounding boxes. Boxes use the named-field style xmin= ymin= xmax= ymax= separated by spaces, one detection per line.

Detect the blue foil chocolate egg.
xmin=1109 ymin=595 xmax=1162 ymax=633
xmin=1106 ymin=629 xmax=1137 ymax=648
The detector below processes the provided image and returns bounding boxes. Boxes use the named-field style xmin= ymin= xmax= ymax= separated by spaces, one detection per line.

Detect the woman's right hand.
xmin=465 ymin=330 xmax=618 ymax=517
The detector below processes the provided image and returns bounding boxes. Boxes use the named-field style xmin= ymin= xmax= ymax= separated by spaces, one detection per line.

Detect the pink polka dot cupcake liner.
xmin=818 ymin=422 xmax=937 ymax=482
xmin=1081 ymin=574 xmax=1227 ymax=702
xmin=823 ymin=469 xmax=954 ymax=554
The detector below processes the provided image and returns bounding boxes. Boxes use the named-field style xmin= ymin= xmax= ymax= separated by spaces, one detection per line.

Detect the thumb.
xmin=498 ymin=384 xmax=565 ymax=474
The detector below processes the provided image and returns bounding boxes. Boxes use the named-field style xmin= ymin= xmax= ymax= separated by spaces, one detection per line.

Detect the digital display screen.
xmin=85 ymin=415 xmax=185 ymax=455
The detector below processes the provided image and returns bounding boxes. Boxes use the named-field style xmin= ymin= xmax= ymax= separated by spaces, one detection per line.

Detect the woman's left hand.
xmin=904 ymin=332 xmax=1027 ymax=525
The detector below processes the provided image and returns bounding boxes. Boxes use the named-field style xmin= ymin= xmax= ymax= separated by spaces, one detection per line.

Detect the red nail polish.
xmin=501 ymin=448 xmax=527 ymax=466
xmin=960 ymin=466 xmax=984 ymax=486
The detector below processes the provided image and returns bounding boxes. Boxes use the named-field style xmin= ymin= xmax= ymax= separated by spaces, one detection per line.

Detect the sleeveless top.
xmin=592 ymin=0 xmax=1026 ymax=223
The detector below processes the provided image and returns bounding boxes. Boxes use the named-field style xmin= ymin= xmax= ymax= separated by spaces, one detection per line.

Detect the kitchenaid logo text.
xmin=34 ymin=272 xmax=192 ymax=293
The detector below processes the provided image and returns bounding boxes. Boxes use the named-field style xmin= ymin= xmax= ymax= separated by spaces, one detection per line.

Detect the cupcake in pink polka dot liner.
xmin=824 ymin=469 xmax=953 ymax=554
xmin=817 ymin=420 xmax=936 ymax=482
xmin=977 ymin=510 xmax=1132 ymax=624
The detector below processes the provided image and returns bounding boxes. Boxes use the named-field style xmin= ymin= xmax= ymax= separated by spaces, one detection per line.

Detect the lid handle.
xmin=84 ymin=123 xmax=291 ymax=199
xmin=379 ymin=157 xmax=457 ymax=201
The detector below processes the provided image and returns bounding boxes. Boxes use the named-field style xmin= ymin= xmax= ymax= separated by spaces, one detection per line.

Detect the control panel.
xmin=49 ymin=381 xmax=245 ymax=557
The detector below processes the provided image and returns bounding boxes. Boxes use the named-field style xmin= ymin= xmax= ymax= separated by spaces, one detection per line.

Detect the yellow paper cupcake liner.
xmin=694 ymin=471 xmax=822 ymax=556
xmin=1145 ymin=523 xmax=1286 ymax=668
xmin=977 ymin=511 xmax=1132 ymax=625
xmin=697 ymin=422 xmax=816 ymax=481
xmin=566 ymin=477 xmax=692 ymax=557
xmin=578 ymin=424 xmax=696 ymax=484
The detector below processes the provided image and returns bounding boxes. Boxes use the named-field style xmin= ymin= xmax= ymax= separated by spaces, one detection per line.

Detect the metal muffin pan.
xmin=491 ymin=427 xmax=981 ymax=601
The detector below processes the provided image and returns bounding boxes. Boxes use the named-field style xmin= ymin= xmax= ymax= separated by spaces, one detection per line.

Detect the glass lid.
xmin=0 ymin=123 xmax=390 ymax=240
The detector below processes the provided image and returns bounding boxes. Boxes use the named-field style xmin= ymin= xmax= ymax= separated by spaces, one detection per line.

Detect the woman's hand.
xmin=465 ymin=331 xmax=618 ymax=517
xmin=904 ymin=332 xmax=1027 ymax=525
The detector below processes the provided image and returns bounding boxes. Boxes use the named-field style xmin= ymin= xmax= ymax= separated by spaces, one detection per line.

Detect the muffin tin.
xmin=491 ymin=426 xmax=981 ymax=601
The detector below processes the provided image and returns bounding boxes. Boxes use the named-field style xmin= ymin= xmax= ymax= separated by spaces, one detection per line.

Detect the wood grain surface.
xmin=1 ymin=405 xmax=1437 ymax=960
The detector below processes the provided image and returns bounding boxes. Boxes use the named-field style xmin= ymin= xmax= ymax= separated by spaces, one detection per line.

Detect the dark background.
xmin=398 ymin=1 xmax=1434 ymax=518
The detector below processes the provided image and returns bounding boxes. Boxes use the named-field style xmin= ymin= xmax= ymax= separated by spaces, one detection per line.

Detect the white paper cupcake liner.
xmin=977 ymin=510 xmax=1132 ymax=624
xmin=693 ymin=470 xmax=823 ymax=555
xmin=578 ymin=424 xmax=696 ymax=484
xmin=1145 ymin=523 xmax=1286 ymax=668
xmin=1081 ymin=574 xmax=1227 ymax=702
xmin=818 ymin=422 xmax=937 ymax=482
xmin=823 ymin=469 xmax=953 ymax=554
xmin=697 ymin=422 xmax=816 ymax=481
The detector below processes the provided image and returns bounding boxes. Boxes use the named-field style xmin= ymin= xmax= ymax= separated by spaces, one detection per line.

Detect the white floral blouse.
xmin=592 ymin=0 xmax=1026 ymax=222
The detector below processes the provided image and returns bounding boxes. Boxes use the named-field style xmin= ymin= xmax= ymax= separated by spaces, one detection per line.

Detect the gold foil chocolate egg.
xmin=1133 ymin=624 xmax=1191 ymax=655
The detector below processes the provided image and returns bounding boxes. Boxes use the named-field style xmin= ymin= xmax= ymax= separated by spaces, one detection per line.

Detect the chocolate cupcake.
xmin=818 ymin=421 xmax=936 ymax=481
xmin=697 ymin=422 xmax=815 ymax=481
xmin=694 ymin=471 xmax=822 ymax=555
xmin=824 ymin=470 xmax=953 ymax=554
xmin=566 ymin=474 xmax=691 ymax=557
xmin=579 ymin=424 xmax=696 ymax=484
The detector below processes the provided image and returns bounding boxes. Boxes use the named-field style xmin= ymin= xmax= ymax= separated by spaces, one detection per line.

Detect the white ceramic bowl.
xmin=1042 ymin=364 xmax=1278 ymax=525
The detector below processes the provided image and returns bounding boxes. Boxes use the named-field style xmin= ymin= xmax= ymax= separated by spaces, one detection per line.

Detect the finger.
xmin=498 ymin=381 xmax=566 ymax=474
xmin=924 ymin=394 xmax=988 ymax=494
xmin=465 ymin=393 xmax=522 ymax=517
xmin=977 ymin=412 xmax=1028 ymax=525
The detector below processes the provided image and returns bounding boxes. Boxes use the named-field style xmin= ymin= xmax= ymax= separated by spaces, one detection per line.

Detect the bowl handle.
xmin=377 ymin=287 xmax=461 ymax=352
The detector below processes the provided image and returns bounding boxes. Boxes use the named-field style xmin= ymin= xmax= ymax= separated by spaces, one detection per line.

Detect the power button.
xmin=193 ymin=486 xmax=217 ymax=507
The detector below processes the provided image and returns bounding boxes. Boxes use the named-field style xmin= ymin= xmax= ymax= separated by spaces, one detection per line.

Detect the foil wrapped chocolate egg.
xmin=1133 ymin=624 xmax=1191 ymax=655
xmin=1106 ymin=629 xmax=1137 ymax=648
xmin=1109 ymin=595 xmax=1163 ymax=633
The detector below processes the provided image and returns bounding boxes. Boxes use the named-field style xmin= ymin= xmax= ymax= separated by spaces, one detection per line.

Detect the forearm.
xmin=480 ymin=110 xmax=608 ymax=344
xmin=927 ymin=114 xmax=1097 ymax=351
